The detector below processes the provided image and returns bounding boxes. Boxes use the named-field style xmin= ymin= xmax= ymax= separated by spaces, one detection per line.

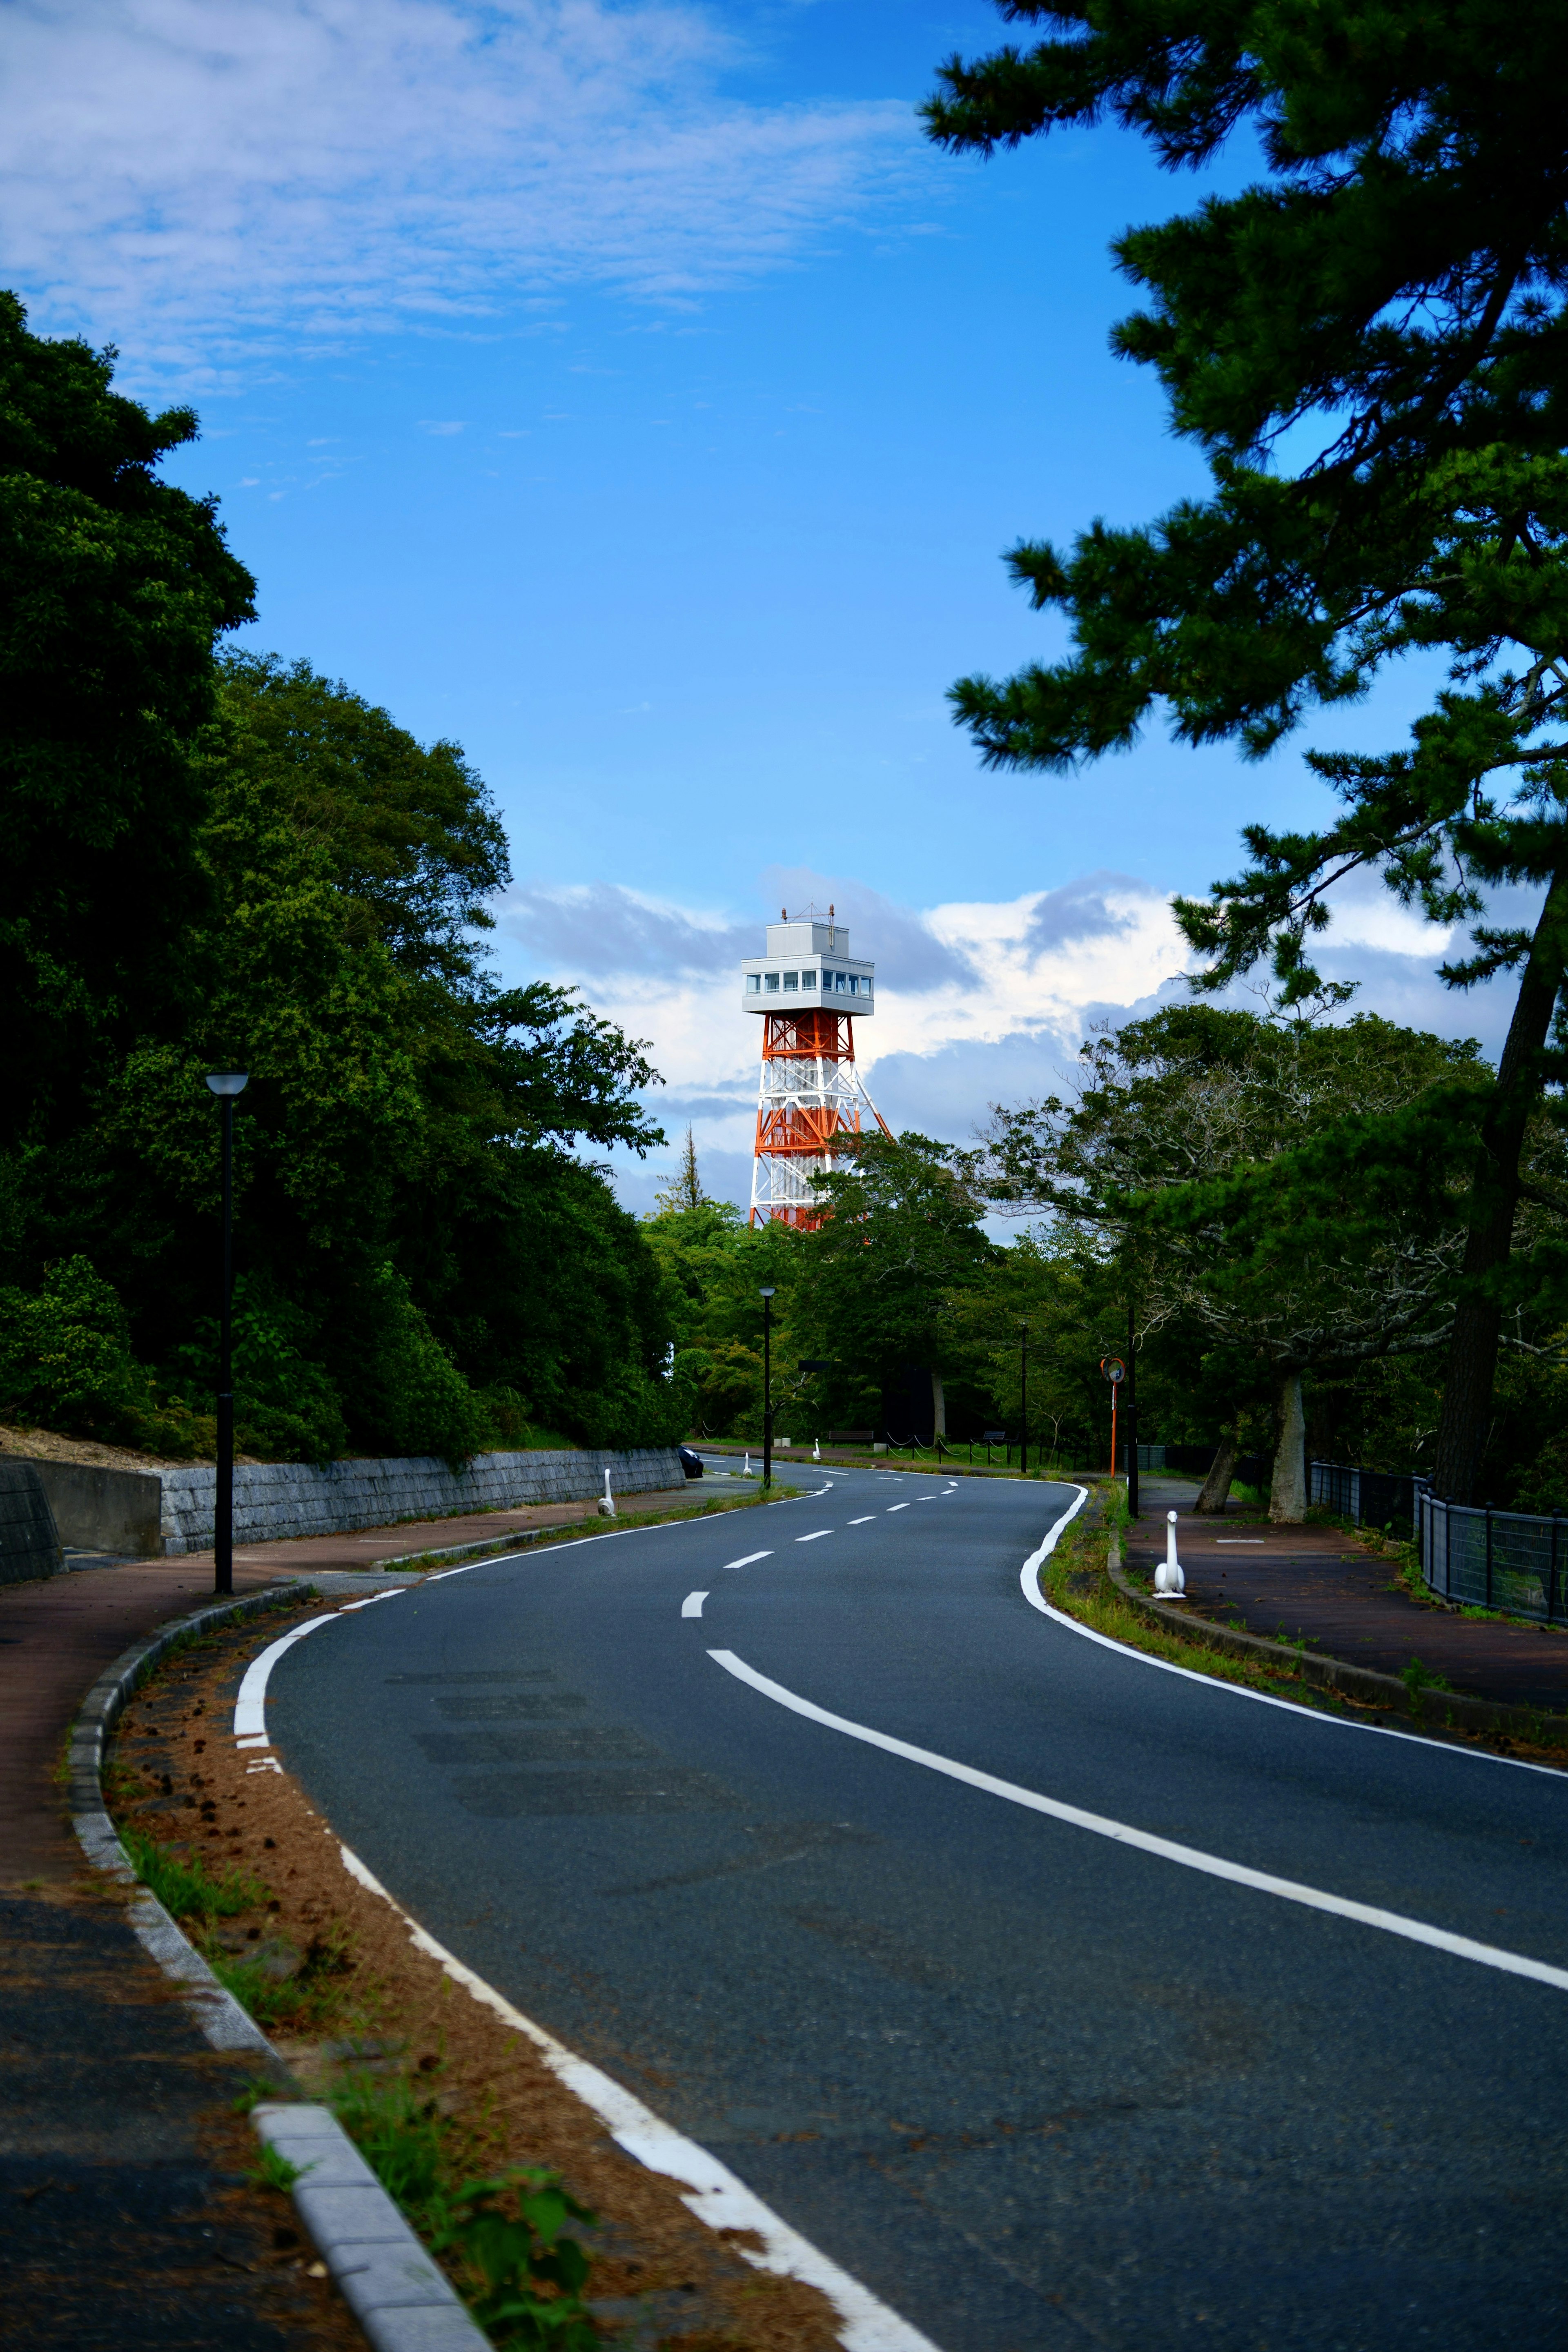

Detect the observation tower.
xmin=744 ymin=906 xmax=890 ymax=1227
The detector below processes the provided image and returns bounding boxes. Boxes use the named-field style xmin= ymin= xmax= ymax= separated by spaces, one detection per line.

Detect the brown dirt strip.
xmin=109 ymin=1598 xmax=844 ymax=2352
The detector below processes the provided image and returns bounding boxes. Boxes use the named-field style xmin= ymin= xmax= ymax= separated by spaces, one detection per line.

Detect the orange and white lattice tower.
xmin=744 ymin=905 xmax=891 ymax=1227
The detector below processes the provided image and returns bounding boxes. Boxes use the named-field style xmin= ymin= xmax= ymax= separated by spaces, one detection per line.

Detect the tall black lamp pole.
xmin=206 ymin=1071 xmax=249 ymax=1594
xmin=1019 ymin=1323 xmax=1029 ymax=1477
xmin=759 ymin=1287 xmax=775 ymax=1489
xmin=1125 ymin=1302 xmax=1139 ymax=1520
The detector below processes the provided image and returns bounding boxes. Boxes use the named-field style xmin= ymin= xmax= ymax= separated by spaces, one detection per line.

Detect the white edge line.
xmin=232 ymin=1612 xmax=340 ymax=1741
xmin=706 ymin=1642 xmax=1568 ymax=1997
xmin=335 ymin=1843 xmax=940 ymax=2352
xmin=1020 ymin=1491 xmax=1568 ymax=1778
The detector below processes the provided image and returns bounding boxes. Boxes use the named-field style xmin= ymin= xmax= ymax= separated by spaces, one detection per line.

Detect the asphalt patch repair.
xmin=107 ymin=1596 xmax=844 ymax=2352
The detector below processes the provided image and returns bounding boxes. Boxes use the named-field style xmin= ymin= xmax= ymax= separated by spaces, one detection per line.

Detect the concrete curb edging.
xmin=1104 ymin=1542 xmax=1561 ymax=1744
xmin=69 ymin=1583 xmax=490 ymax=2352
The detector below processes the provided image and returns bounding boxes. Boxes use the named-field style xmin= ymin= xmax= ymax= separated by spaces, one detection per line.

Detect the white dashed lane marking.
xmin=886 ymin=1504 xmax=911 ymax=1514
xmin=682 ymin=1591 xmax=708 ymax=1618
xmin=796 ymin=1531 xmax=834 ymax=1544
xmin=721 ymin=1552 xmax=773 ymax=1571
xmin=848 ymin=1516 xmax=875 ymax=1526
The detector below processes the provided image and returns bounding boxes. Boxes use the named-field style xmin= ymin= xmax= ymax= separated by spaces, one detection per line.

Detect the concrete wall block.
xmin=145 ymin=1445 xmax=684 ymax=1552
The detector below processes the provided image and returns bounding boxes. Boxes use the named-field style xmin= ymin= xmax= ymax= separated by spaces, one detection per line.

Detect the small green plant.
xmin=232 ymin=2077 xmax=275 ymax=2116
xmin=432 ymin=2172 xmax=598 ymax=2349
xmin=331 ymin=2069 xmax=456 ymax=2218
xmin=209 ymin=1922 xmax=359 ymax=2034
xmin=249 ymin=2143 xmax=310 ymax=2194
xmin=120 ymin=1825 xmax=268 ymax=1925
xmin=1401 ymin=1655 xmax=1453 ymax=1702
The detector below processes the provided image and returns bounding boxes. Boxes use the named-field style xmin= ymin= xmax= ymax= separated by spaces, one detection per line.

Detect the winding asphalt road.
xmin=267 ymin=1464 xmax=1568 ymax=2348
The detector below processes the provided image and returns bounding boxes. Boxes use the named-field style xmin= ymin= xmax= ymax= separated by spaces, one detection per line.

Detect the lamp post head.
xmin=759 ymin=1286 xmax=775 ymax=1300
xmin=205 ymin=1071 xmax=249 ymax=1098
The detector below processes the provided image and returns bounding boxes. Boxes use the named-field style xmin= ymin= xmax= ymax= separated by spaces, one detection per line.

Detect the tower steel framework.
xmin=744 ymin=910 xmax=890 ymax=1228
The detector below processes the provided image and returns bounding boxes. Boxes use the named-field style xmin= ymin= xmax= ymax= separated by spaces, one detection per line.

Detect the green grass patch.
xmin=330 ymin=2069 xmax=599 ymax=2347
xmin=119 ymin=1824 xmax=268 ymax=1925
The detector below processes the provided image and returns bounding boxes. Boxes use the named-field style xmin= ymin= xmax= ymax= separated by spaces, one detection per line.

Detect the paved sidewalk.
xmin=0 ymin=1556 xmax=360 ymax=2345
xmin=1127 ymin=1477 xmax=1568 ymax=1714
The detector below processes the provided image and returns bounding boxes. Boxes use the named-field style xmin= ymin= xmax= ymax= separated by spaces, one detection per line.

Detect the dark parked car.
xmin=677 ymin=1445 xmax=704 ymax=1479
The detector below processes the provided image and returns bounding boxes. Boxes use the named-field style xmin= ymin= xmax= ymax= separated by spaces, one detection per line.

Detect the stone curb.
xmin=69 ymin=1584 xmax=490 ymax=2352
xmin=1103 ymin=1541 xmax=1563 ymax=1744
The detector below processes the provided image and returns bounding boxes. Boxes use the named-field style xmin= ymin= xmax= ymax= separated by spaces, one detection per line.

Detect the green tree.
xmin=2 ymin=650 xmax=677 ymax=1459
xmin=0 ymin=294 xmax=254 ymax=1147
xmin=925 ymin=2 xmax=1568 ymax=1500
xmin=793 ymin=1132 xmax=996 ymax=1438
xmin=980 ymin=1006 xmax=1482 ymax=1514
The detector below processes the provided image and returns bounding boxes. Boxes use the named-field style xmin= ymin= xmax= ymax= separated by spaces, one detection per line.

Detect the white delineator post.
xmin=1154 ymin=1508 xmax=1186 ymax=1597
xmin=813 ymin=1438 xmax=821 ymax=1462
xmin=599 ymin=1469 xmax=617 ymax=1519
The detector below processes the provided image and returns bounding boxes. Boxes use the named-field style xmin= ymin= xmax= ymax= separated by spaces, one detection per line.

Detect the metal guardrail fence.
xmin=1314 ymin=1457 xmax=1568 ymax=1623
xmin=1309 ymin=1459 xmax=1420 ymax=1530
xmin=1417 ymin=1489 xmax=1568 ymax=1623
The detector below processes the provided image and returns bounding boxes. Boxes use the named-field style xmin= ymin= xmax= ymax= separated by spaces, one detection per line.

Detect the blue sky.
xmin=4 ymin=0 xmax=1521 ymax=1209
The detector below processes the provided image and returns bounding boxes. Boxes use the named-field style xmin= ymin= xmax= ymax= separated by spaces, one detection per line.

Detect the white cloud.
xmin=509 ymin=864 xmax=1539 ymax=1214
xmin=506 ymin=868 xmax=1194 ymax=1207
xmin=0 ymin=0 xmax=920 ymax=376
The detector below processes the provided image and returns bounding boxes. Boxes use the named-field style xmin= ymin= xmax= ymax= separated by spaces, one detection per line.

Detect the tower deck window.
xmin=765 ymin=971 xmax=781 ymax=993
xmin=783 ymin=971 xmax=799 ymax=991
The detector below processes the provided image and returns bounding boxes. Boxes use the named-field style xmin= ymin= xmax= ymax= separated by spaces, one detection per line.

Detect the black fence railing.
xmin=1314 ymin=1457 xmax=1568 ymax=1622
xmin=1417 ymin=1490 xmax=1568 ymax=1623
xmin=1309 ymin=1459 xmax=1421 ymax=1530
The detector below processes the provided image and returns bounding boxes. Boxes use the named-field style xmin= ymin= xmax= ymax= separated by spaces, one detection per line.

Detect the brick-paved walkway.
xmin=1127 ymin=1478 xmax=1568 ymax=1714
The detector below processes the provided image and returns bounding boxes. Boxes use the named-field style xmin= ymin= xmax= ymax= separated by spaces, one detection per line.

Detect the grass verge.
xmin=1043 ymin=1509 xmax=1568 ymax=1760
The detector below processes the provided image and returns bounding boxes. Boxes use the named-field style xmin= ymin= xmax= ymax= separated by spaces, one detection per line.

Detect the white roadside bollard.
xmin=599 ymin=1468 xmax=617 ymax=1519
xmin=813 ymin=1438 xmax=822 ymax=1462
xmin=743 ymin=1452 xmax=753 ymax=1479
xmin=1154 ymin=1508 xmax=1186 ymax=1597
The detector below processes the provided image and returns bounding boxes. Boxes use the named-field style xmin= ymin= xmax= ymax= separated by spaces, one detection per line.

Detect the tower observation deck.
xmin=744 ymin=906 xmax=891 ymax=1227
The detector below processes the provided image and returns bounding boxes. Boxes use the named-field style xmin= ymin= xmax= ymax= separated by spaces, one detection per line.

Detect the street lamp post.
xmin=206 ymin=1071 xmax=249 ymax=1595
xmin=1019 ymin=1324 xmax=1029 ymax=1477
xmin=759 ymin=1288 xmax=775 ymax=1488
xmin=1125 ymin=1303 xmax=1140 ymax=1520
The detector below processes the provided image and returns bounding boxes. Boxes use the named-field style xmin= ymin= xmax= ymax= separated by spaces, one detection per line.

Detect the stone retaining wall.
xmin=31 ymin=1448 xmax=686 ymax=1557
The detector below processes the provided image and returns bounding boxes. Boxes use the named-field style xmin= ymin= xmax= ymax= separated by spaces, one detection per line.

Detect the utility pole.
xmin=1019 ymin=1324 xmax=1029 ymax=1477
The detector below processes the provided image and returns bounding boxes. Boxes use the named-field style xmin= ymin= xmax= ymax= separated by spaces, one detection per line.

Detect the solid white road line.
xmin=232 ymin=1613 xmax=341 ymax=1742
xmin=797 ymin=1531 xmax=833 ymax=1543
xmin=682 ymin=1591 xmax=709 ymax=1618
xmin=1019 ymin=1490 xmax=1567 ymax=1777
xmin=848 ymin=1517 xmax=875 ymax=1526
xmin=722 ymin=1551 xmax=773 ymax=1571
xmin=706 ymin=1643 xmax=1568 ymax=1997
xmin=336 ymin=1844 xmax=940 ymax=2352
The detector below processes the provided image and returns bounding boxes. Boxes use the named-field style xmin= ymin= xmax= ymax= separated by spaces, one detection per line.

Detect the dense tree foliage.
xmin=0 ymin=307 xmax=681 ymax=1462
xmin=980 ymin=1004 xmax=1486 ymax=1513
xmin=926 ymin=0 xmax=1568 ymax=1499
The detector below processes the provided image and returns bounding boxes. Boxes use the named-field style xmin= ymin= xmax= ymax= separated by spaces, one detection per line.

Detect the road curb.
xmin=1104 ymin=1542 xmax=1563 ymax=1744
xmin=69 ymin=1583 xmax=490 ymax=2352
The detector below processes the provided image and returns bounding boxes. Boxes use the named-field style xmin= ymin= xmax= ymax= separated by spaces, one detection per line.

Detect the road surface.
xmin=266 ymin=1462 xmax=1568 ymax=2348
